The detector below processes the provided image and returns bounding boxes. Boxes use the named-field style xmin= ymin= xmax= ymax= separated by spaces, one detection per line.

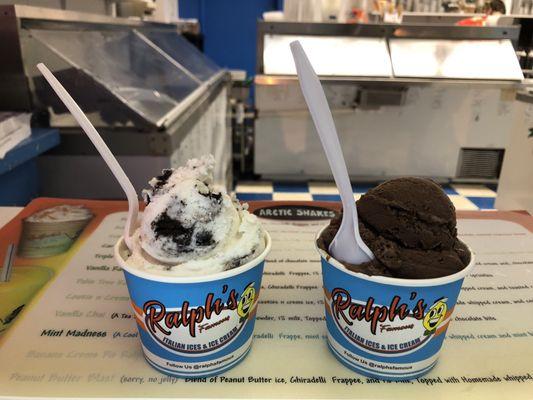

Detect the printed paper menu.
xmin=0 ymin=199 xmax=532 ymax=399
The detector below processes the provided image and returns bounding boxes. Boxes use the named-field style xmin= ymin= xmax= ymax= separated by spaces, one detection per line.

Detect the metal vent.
xmin=357 ymin=87 xmax=407 ymax=108
xmin=457 ymin=148 xmax=505 ymax=179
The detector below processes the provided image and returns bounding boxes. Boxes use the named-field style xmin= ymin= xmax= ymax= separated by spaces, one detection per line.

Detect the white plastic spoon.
xmin=37 ymin=63 xmax=138 ymax=251
xmin=290 ymin=41 xmax=374 ymax=264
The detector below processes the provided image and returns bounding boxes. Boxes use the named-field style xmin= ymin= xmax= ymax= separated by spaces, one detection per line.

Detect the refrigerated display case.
xmin=0 ymin=5 xmax=230 ymax=198
xmin=253 ymin=21 xmax=526 ymax=182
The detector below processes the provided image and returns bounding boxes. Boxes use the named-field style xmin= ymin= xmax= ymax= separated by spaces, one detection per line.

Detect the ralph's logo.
xmin=237 ymin=283 xmax=256 ymax=322
xmin=328 ymin=289 xmax=451 ymax=354
xmin=137 ymin=282 xmax=257 ymax=355
xmin=423 ymin=297 xmax=448 ymax=335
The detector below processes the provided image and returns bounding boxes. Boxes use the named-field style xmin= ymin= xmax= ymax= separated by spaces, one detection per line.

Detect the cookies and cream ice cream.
xmin=116 ymin=156 xmax=270 ymax=378
xmin=318 ymin=177 xmax=470 ymax=279
xmin=125 ymin=155 xmax=265 ymax=277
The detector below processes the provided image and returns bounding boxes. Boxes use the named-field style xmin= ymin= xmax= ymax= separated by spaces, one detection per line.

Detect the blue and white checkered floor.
xmin=234 ymin=181 xmax=498 ymax=210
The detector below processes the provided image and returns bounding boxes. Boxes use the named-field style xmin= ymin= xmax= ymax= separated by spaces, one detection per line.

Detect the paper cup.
xmin=316 ymin=229 xmax=475 ymax=381
xmin=114 ymin=232 xmax=271 ymax=378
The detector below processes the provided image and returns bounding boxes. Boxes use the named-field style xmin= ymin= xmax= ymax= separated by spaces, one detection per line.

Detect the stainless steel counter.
xmin=253 ymin=20 xmax=528 ymax=182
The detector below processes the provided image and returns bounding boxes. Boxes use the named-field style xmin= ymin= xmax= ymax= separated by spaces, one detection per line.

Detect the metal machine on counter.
xmin=0 ymin=5 xmax=230 ymax=199
xmin=253 ymin=20 xmax=525 ymax=183
xmin=496 ymin=90 xmax=533 ymax=212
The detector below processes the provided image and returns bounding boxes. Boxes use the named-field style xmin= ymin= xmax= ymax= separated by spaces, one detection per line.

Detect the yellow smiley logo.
xmin=237 ymin=283 xmax=256 ymax=319
xmin=423 ymin=298 xmax=448 ymax=333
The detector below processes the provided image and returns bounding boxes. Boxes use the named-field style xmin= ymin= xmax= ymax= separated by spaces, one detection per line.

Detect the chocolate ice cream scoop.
xmin=357 ymin=177 xmax=456 ymax=250
xmin=318 ymin=177 xmax=471 ymax=279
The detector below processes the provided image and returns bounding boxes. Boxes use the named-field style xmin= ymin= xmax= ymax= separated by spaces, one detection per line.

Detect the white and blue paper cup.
xmin=114 ymin=232 xmax=271 ymax=378
xmin=316 ymin=231 xmax=474 ymax=381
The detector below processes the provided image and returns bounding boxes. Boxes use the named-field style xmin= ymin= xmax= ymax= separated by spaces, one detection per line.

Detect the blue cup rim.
xmin=114 ymin=230 xmax=271 ymax=284
xmin=315 ymin=226 xmax=475 ymax=287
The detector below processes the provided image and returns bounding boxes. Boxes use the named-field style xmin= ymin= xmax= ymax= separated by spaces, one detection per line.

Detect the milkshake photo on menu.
xmin=0 ymin=2 xmax=532 ymax=399
xmin=18 ymin=205 xmax=94 ymax=258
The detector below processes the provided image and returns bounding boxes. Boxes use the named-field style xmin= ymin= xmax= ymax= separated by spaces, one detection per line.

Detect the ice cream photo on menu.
xmin=18 ymin=205 xmax=94 ymax=258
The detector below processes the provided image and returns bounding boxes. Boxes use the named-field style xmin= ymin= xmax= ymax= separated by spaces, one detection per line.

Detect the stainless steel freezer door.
xmin=389 ymin=39 xmax=524 ymax=81
xmin=254 ymin=85 xmax=514 ymax=179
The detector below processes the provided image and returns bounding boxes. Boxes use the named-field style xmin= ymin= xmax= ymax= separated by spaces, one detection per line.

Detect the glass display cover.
xmin=142 ymin=30 xmax=221 ymax=82
xmin=31 ymin=29 xmax=201 ymax=125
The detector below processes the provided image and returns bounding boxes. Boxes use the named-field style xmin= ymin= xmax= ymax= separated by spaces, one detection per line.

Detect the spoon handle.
xmin=37 ymin=63 xmax=139 ymax=250
xmin=290 ymin=41 xmax=373 ymax=262
xmin=289 ymin=42 xmax=355 ymax=213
